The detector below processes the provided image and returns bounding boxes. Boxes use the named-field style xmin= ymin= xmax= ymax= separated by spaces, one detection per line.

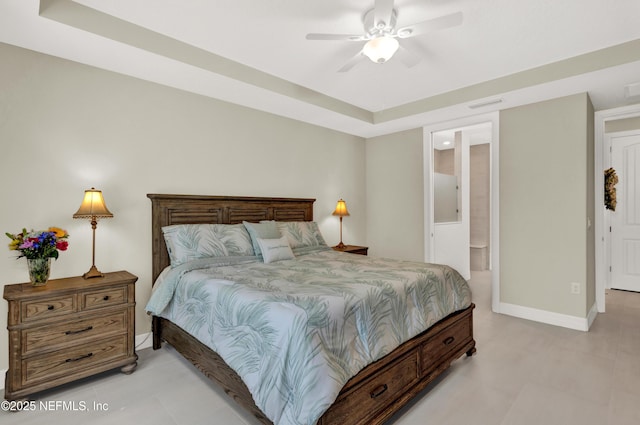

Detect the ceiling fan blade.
xmin=306 ymin=33 xmax=366 ymax=41
xmin=374 ymin=0 xmax=395 ymax=29
xmin=395 ymin=45 xmax=421 ymax=68
xmin=338 ymin=51 xmax=366 ymax=72
xmin=397 ymin=11 xmax=463 ymax=38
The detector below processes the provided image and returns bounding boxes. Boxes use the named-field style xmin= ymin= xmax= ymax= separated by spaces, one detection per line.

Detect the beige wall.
xmin=605 ymin=116 xmax=640 ymax=133
xmin=499 ymin=93 xmax=595 ymax=317
xmin=365 ymin=128 xmax=424 ymax=261
xmin=434 ymin=148 xmax=454 ymax=175
xmin=0 ymin=43 xmax=366 ymax=372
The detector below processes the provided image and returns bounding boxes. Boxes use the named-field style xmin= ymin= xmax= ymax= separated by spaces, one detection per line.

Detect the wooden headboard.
xmin=147 ymin=194 xmax=315 ymax=282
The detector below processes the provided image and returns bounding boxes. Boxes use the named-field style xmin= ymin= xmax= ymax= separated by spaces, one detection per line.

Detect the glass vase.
xmin=27 ymin=257 xmax=51 ymax=286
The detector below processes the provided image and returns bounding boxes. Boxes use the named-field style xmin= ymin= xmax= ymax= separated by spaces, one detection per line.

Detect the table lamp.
xmin=332 ymin=198 xmax=350 ymax=249
xmin=73 ymin=187 xmax=113 ymax=278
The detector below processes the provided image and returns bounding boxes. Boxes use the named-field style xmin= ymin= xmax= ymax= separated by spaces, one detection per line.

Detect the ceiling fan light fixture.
xmin=397 ymin=28 xmax=413 ymax=38
xmin=363 ymin=35 xmax=399 ymax=63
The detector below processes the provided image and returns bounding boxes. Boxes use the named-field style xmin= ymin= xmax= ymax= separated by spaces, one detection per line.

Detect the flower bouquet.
xmin=6 ymin=227 xmax=69 ymax=285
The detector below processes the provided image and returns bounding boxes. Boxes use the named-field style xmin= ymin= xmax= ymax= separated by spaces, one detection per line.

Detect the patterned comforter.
xmin=145 ymin=248 xmax=471 ymax=425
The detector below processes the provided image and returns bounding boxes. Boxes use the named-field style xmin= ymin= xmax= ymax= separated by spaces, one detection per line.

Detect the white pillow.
xmin=256 ymin=236 xmax=295 ymax=264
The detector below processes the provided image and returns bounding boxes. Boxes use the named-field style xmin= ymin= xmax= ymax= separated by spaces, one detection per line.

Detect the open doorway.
xmin=430 ymin=124 xmax=492 ymax=276
xmin=595 ymin=104 xmax=640 ymax=312
xmin=424 ymin=112 xmax=500 ymax=313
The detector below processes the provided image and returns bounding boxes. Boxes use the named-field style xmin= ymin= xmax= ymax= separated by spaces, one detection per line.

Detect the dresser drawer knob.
xmin=65 ymin=326 xmax=94 ymax=335
xmin=47 ymin=305 xmax=54 ymax=311
xmin=65 ymin=353 xmax=93 ymax=363
xmin=370 ymin=384 xmax=388 ymax=399
xmin=443 ymin=336 xmax=455 ymax=345
xmin=103 ymin=295 xmax=110 ymax=301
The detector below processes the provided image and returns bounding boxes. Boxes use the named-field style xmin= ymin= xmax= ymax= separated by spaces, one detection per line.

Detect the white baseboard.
xmin=135 ymin=332 xmax=153 ymax=350
xmin=1 ymin=333 xmax=153 ymax=393
xmin=499 ymin=302 xmax=592 ymax=331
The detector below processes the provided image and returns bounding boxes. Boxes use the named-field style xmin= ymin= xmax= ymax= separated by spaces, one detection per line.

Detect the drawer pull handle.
xmin=65 ymin=326 xmax=94 ymax=335
xmin=103 ymin=295 xmax=110 ymax=301
xmin=443 ymin=336 xmax=455 ymax=345
xmin=370 ymin=384 xmax=388 ymax=399
xmin=66 ymin=353 xmax=93 ymax=363
xmin=47 ymin=305 xmax=54 ymax=311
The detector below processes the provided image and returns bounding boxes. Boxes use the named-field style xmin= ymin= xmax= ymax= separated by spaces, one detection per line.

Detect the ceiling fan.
xmin=305 ymin=0 xmax=463 ymax=72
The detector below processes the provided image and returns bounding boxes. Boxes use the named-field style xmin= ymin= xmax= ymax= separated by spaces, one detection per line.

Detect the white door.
xmin=610 ymin=133 xmax=640 ymax=292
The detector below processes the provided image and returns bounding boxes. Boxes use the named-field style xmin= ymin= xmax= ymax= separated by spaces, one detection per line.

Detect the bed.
xmin=147 ymin=194 xmax=476 ymax=425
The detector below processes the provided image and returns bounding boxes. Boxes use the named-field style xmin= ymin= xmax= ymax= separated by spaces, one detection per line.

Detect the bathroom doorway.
xmin=424 ymin=112 xmax=499 ymax=312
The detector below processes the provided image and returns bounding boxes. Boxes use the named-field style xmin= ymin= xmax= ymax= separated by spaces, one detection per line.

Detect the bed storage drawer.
xmin=419 ymin=311 xmax=472 ymax=375
xmin=321 ymin=351 xmax=418 ymax=425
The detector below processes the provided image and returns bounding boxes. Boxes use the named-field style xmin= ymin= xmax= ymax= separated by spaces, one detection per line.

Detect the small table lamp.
xmin=332 ymin=198 xmax=350 ymax=249
xmin=73 ymin=187 xmax=113 ymax=279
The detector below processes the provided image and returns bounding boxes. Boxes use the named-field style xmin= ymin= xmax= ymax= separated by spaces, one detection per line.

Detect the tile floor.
xmin=2 ymin=271 xmax=639 ymax=425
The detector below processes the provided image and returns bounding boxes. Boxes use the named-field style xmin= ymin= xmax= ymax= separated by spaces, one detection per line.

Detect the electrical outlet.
xmin=570 ymin=282 xmax=581 ymax=295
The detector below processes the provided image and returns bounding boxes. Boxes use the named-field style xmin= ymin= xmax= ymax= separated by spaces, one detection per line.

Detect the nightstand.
xmin=332 ymin=245 xmax=369 ymax=256
xmin=3 ymin=271 xmax=137 ymax=401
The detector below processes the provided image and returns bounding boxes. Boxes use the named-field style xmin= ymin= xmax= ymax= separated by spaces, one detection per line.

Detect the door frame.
xmin=423 ymin=112 xmax=500 ymax=313
xmin=595 ymin=103 xmax=640 ymax=312
xmin=608 ymin=131 xmax=640 ymax=291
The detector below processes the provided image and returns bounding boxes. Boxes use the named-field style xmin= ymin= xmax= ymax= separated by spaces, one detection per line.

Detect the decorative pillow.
xmin=243 ymin=221 xmax=281 ymax=257
xmin=256 ymin=236 xmax=295 ymax=264
xmin=162 ymin=223 xmax=253 ymax=267
xmin=265 ymin=221 xmax=328 ymax=250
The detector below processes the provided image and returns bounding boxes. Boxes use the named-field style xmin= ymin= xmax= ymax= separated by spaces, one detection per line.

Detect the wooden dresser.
xmin=3 ymin=271 xmax=137 ymax=401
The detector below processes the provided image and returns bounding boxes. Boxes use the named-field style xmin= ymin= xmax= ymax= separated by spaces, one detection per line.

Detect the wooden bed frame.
xmin=148 ymin=194 xmax=476 ymax=425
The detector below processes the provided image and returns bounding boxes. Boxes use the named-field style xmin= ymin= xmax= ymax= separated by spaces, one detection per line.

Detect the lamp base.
xmin=335 ymin=242 xmax=346 ymax=249
xmin=82 ymin=265 xmax=104 ymax=279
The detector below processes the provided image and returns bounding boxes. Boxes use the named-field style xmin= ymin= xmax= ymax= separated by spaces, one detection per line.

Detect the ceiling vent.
xmin=624 ymin=82 xmax=640 ymax=98
xmin=468 ymin=98 xmax=503 ymax=109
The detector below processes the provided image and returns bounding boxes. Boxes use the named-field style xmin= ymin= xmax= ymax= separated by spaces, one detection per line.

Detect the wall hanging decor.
xmin=604 ymin=167 xmax=618 ymax=211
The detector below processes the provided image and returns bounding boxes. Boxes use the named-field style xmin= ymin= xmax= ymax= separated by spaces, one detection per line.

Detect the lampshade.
xmin=362 ymin=35 xmax=399 ymax=63
xmin=73 ymin=188 xmax=113 ymax=219
xmin=332 ymin=199 xmax=350 ymax=217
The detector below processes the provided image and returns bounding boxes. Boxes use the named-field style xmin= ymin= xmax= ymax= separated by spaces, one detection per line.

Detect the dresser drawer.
xmin=22 ymin=335 xmax=128 ymax=386
xmin=22 ymin=310 xmax=128 ymax=356
xmin=322 ymin=352 xmax=418 ymax=424
xmin=81 ymin=286 xmax=127 ymax=310
xmin=22 ymin=295 xmax=76 ymax=322
xmin=420 ymin=315 xmax=471 ymax=375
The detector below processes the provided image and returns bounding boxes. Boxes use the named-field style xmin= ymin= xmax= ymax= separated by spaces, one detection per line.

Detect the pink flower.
xmin=19 ymin=240 xmax=34 ymax=249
